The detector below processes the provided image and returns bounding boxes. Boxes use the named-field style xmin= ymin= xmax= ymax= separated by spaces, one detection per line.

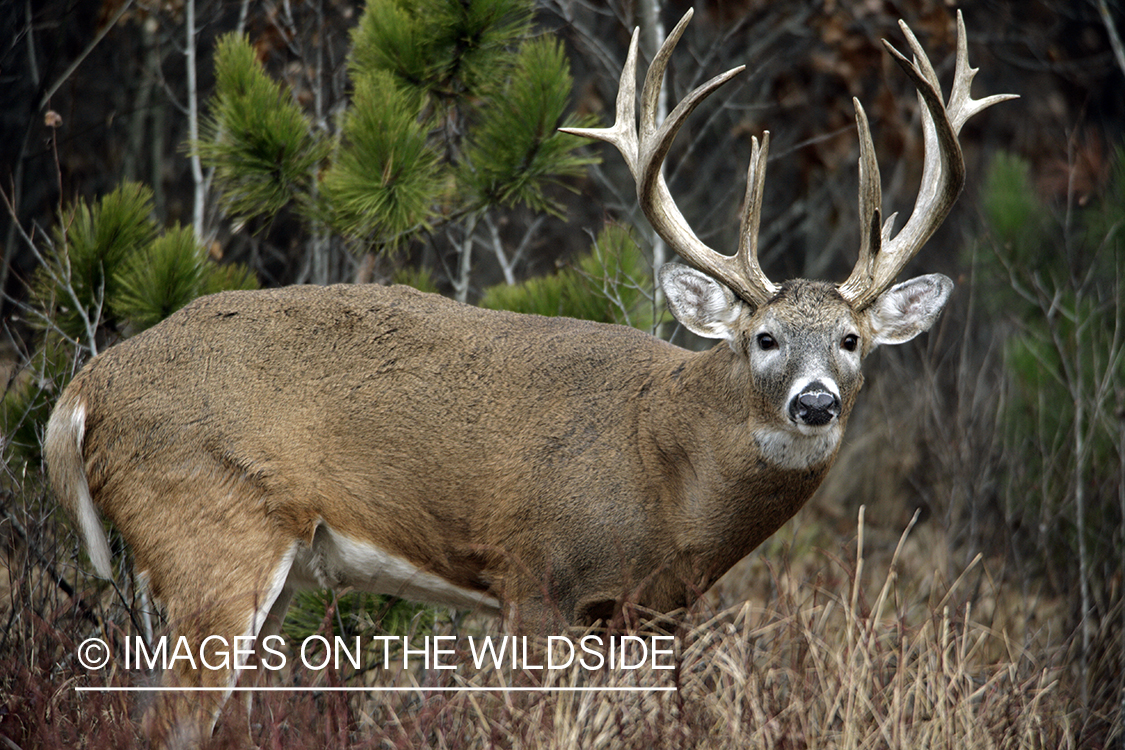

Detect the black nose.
xmin=789 ymin=382 xmax=840 ymax=427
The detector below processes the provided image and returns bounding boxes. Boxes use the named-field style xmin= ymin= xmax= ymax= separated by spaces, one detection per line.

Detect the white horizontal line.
xmin=77 ymin=686 xmax=677 ymax=693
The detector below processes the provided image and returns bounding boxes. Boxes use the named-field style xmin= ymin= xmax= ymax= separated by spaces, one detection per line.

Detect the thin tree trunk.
xmin=454 ymin=214 xmax=479 ymax=304
xmin=186 ymin=0 xmax=206 ymax=242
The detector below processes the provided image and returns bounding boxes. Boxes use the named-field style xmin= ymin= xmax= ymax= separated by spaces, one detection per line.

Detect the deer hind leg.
xmin=139 ymin=534 xmax=298 ymax=750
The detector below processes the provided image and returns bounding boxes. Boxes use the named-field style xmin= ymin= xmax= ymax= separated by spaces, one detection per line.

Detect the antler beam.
xmin=838 ymin=11 xmax=1018 ymax=308
xmin=561 ymin=9 xmax=780 ymax=308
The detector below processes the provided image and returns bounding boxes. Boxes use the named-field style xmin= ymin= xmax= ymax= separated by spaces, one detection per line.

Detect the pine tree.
xmin=198 ymin=0 xmax=598 ymax=295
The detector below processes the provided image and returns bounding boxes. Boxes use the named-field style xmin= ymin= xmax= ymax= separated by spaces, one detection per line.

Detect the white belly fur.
xmin=288 ymin=525 xmax=501 ymax=614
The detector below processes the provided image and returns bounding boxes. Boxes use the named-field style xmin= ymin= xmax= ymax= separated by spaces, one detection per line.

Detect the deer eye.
xmin=842 ymin=334 xmax=859 ymax=352
xmin=757 ymin=333 xmax=777 ymax=351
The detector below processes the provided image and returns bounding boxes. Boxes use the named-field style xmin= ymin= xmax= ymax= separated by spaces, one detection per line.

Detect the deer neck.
xmin=640 ymin=344 xmax=837 ymax=581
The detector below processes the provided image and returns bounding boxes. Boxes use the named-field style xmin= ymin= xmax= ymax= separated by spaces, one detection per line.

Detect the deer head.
xmin=564 ymin=9 xmax=1015 ymax=465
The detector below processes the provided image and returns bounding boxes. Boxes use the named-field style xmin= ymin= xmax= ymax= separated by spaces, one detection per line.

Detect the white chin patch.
xmin=753 ymin=424 xmax=842 ymax=470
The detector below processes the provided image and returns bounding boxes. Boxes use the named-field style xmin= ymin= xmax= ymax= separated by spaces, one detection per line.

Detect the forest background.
xmin=2 ymin=0 xmax=1124 ymax=747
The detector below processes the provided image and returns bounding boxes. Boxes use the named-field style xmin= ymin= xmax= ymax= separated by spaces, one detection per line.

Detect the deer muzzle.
xmin=789 ymin=381 xmax=841 ymax=428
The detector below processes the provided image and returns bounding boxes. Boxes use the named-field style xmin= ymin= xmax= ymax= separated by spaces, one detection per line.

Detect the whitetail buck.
xmin=46 ymin=9 xmax=1013 ymax=747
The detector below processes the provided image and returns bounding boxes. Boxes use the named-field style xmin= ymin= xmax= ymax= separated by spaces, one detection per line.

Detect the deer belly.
xmin=288 ymin=525 xmax=501 ymax=613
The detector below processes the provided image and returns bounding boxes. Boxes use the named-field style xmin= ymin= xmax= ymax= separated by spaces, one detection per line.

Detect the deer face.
xmin=660 ymin=264 xmax=952 ymax=469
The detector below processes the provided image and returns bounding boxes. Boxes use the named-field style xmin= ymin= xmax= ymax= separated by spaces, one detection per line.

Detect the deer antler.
xmin=563 ymin=9 xmax=1015 ymax=311
xmin=561 ymin=9 xmax=780 ymax=308
xmin=838 ymin=11 xmax=1018 ymax=309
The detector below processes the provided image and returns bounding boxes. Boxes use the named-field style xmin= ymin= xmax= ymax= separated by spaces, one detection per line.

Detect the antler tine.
xmin=562 ymin=9 xmax=778 ymax=308
xmin=838 ymin=12 xmax=1017 ymax=309
xmin=949 ymin=11 xmax=1020 ymax=133
xmin=841 ymin=98 xmax=882 ymax=298
xmin=559 ymin=30 xmax=643 ymax=178
xmin=735 ymin=132 xmax=778 ymax=300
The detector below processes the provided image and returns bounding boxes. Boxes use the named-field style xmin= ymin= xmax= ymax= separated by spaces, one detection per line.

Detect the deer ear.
xmin=866 ymin=273 xmax=953 ymax=347
xmin=659 ymin=263 xmax=747 ymax=340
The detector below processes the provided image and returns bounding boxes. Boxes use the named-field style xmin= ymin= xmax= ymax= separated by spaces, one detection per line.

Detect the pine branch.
xmin=197 ymin=34 xmax=327 ymax=226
